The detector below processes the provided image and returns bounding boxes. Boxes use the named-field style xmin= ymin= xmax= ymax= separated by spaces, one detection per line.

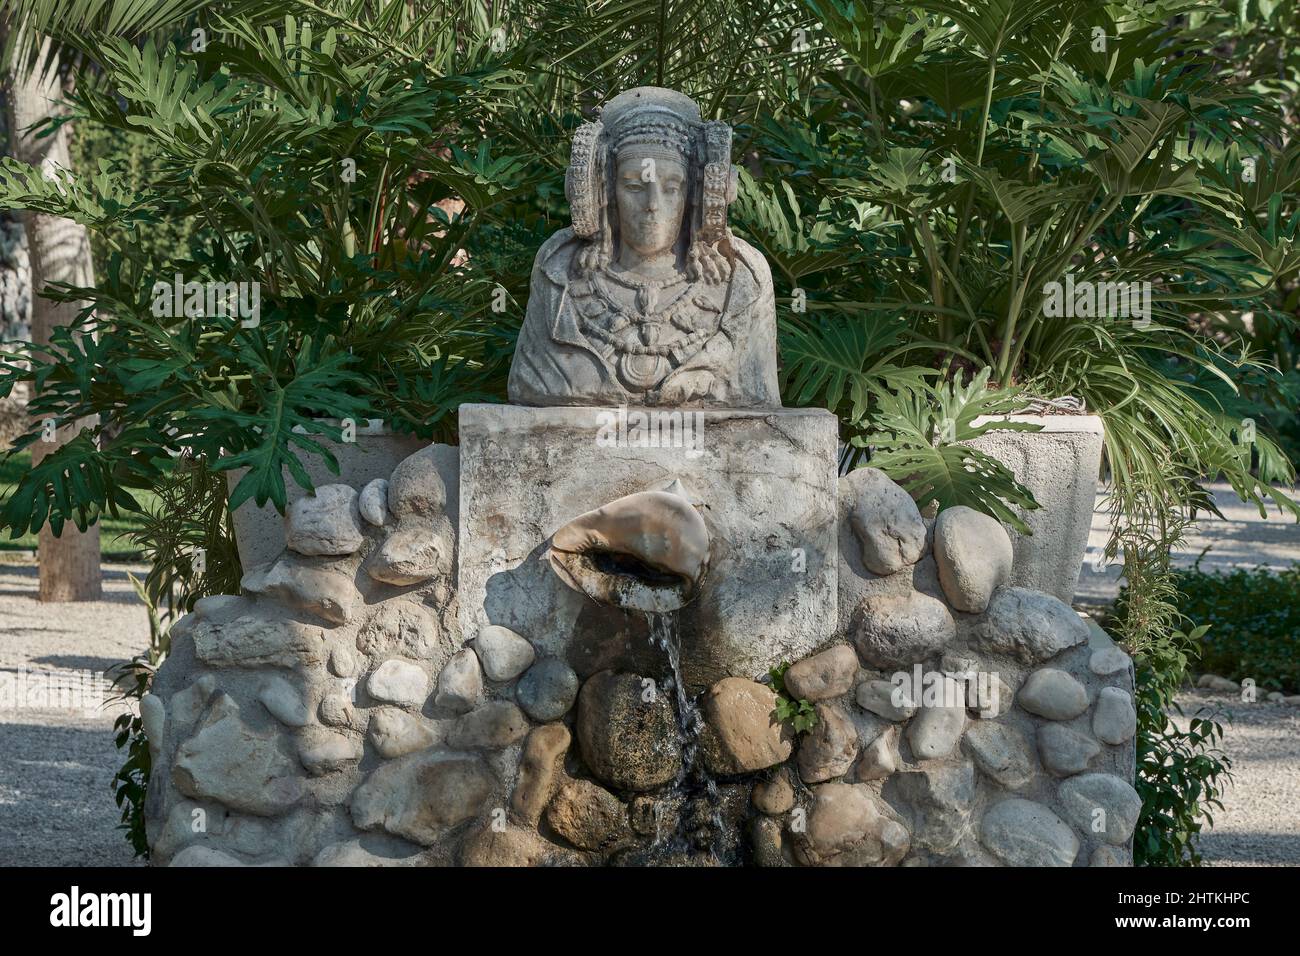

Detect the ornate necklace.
xmin=598 ymin=264 xmax=687 ymax=314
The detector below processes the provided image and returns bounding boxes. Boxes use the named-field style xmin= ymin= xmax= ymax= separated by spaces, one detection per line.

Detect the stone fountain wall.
xmin=142 ymin=417 xmax=1138 ymax=867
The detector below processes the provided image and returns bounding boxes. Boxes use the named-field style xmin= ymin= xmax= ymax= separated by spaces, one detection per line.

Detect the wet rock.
xmin=356 ymin=603 xmax=438 ymax=659
xmin=1018 ymin=668 xmax=1089 ymax=720
xmin=546 ymin=778 xmax=632 ymax=852
xmin=907 ymin=677 xmax=967 ymax=760
xmin=855 ymin=725 xmax=898 ymax=782
xmin=845 ymin=467 xmax=927 ymax=575
xmin=512 ymin=723 xmax=571 ymax=825
xmin=193 ymin=616 xmax=325 ymax=669
xmin=752 ymin=769 xmax=796 ymax=815
xmin=897 ymin=761 xmax=976 ymax=852
xmin=448 ymin=701 xmax=530 ymax=749
xmin=367 ymin=521 xmax=453 ymax=586
xmin=962 ymin=721 xmax=1034 ymax=789
xmin=350 ymin=751 xmax=494 ymax=845
xmin=369 ymin=708 xmax=437 ymax=759
xmin=699 ymin=677 xmax=793 ymax=775
xmin=979 ymin=798 xmax=1079 ymax=866
xmin=367 ymin=659 xmax=428 ymax=708
xmin=172 ymin=694 xmax=303 ymax=816
xmin=792 ymin=782 xmax=910 ymax=867
xmin=1093 ymin=687 xmax=1137 ymax=745
xmin=933 ymin=506 xmax=1012 ymax=613
xmin=576 ymin=670 xmax=682 ymax=792
xmin=1058 ymin=773 xmax=1141 ymax=846
xmin=796 ymin=702 xmax=859 ymax=783
xmin=435 ymin=648 xmax=483 ymax=714
xmin=853 ymin=591 xmax=956 ymax=669
xmin=855 ymin=678 xmax=917 ymax=721
xmin=970 ymin=588 xmax=1089 ymax=664
xmin=475 ymin=625 xmax=536 ymax=681
xmin=784 ymin=645 xmax=858 ymax=701
xmin=1037 ymin=724 xmax=1100 ymax=777
xmin=359 ymin=478 xmax=390 ymax=527
xmin=298 ymin=729 xmax=362 ymax=775
xmin=626 ymin=796 xmax=663 ymax=837
xmin=388 ymin=446 xmax=448 ymax=519
xmin=257 ymin=675 xmax=309 ymax=727
xmin=286 ymin=483 xmax=364 ymax=556
xmin=751 ymin=815 xmax=789 ymax=867
xmin=515 ymin=658 xmax=579 ymax=722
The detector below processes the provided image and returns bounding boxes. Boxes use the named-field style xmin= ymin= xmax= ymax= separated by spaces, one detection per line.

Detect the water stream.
xmin=645 ymin=610 xmax=724 ymax=860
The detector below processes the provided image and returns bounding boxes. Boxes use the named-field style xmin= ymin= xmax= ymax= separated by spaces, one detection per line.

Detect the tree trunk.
xmin=6 ymin=36 xmax=101 ymax=601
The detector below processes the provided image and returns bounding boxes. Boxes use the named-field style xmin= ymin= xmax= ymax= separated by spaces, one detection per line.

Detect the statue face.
xmin=614 ymin=151 xmax=688 ymax=260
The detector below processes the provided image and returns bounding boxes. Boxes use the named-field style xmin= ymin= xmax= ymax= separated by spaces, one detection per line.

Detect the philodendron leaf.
xmin=870 ymin=443 xmax=1039 ymax=535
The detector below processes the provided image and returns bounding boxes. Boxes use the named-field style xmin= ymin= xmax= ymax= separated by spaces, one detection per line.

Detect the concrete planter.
xmin=226 ymin=422 xmax=427 ymax=571
xmin=964 ymin=414 xmax=1105 ymax=605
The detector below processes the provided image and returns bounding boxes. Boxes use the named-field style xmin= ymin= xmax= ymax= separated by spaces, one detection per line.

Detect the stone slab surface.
xmin=457 ymin=404 xmax=839 ymax=688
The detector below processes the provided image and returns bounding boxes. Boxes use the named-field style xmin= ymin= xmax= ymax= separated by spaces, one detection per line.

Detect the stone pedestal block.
xmin=964 ymin=415 xmax=1104 ymax=604
xmin=457 ymin=404 xmax=839 ymax=689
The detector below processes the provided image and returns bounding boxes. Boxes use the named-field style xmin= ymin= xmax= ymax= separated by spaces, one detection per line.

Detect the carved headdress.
xmin=566 ymin=87 xmax=738 ymax=282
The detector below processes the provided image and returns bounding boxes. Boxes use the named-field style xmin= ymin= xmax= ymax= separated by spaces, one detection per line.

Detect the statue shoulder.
xmin=534 ymin=227 xmax=583 ymax=285
xmin=726 ymin=235 xmax=774 ymax=305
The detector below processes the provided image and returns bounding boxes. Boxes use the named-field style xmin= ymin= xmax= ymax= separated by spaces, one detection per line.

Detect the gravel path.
xmin=1 ymin=552 xmax=1297 ymax=867
xmin=1171 ymin=690 xmax=1300 ymax=866
xmin=1076 ymin=481 xmax=1300 ymax=605
xmin=0 ymin=561 xmax=148 ymax=867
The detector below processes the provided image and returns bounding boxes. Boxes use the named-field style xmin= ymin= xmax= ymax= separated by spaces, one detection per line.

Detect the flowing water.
xmin=645 ymin=610 xmax=724 ymax=860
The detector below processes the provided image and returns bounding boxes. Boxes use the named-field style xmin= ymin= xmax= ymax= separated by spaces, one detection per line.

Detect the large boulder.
xmin=576 ymin=671 xmax=682 ymax=792
xmin=796 ymin=702 xmax=859 ymax=783
xmin=350 ymin=751 xmax=494 ymax=846
xmin=783 ymin=645 xmax=858 ymax=701
xmin=699 ymin=677 xmax=793 ymax=775
xmin=853 ymin=591 xmax=956 ymax=669
xmin=970 ymin=587 xmax=1089 ymax=664
xmin=286 ymin=484 xmax=363 ymax=556
xmin=1057 ymin=773 xmax=1141 ymax=846
xmin=1018 ymin=668 xmax=1089 ymax=720
xmin=792 ymin=783 xmax=910 ymax=866
xmin=979 ymin=798 xmax=1079 ymax=866
xmin=546 ymin=778 xmax=633 ymax=852
xmin=171 ymin=695 xmax=303 ymax=816
xmin=933 ymin=506 xmax=1012 ymax=613
xmin=844 ymin=467 xmax=927 ymax=575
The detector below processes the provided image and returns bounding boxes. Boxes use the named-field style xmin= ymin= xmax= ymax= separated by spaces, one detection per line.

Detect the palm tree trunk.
xmin=6 ymin=35 xmax=102 ymax=601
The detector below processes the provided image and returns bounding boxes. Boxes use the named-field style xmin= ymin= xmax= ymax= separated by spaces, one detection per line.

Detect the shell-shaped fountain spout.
xmin=547 ymin=481 xmax=710 ymax=612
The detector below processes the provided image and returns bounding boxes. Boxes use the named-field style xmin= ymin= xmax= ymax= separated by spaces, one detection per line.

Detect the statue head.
xmin=566 ymin=87 xmax=738 ymax=283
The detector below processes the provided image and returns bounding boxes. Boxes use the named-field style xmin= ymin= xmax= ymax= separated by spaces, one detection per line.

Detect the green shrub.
xmin=1130 ymin=622 xmax=1232 ymax=867
xmin=1172 ymin=562 xmax=1300 ymax=693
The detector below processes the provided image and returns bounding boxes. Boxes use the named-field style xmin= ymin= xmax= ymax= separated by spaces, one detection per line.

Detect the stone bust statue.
xmin=508 ymin=87 xmax=781 ymax=408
